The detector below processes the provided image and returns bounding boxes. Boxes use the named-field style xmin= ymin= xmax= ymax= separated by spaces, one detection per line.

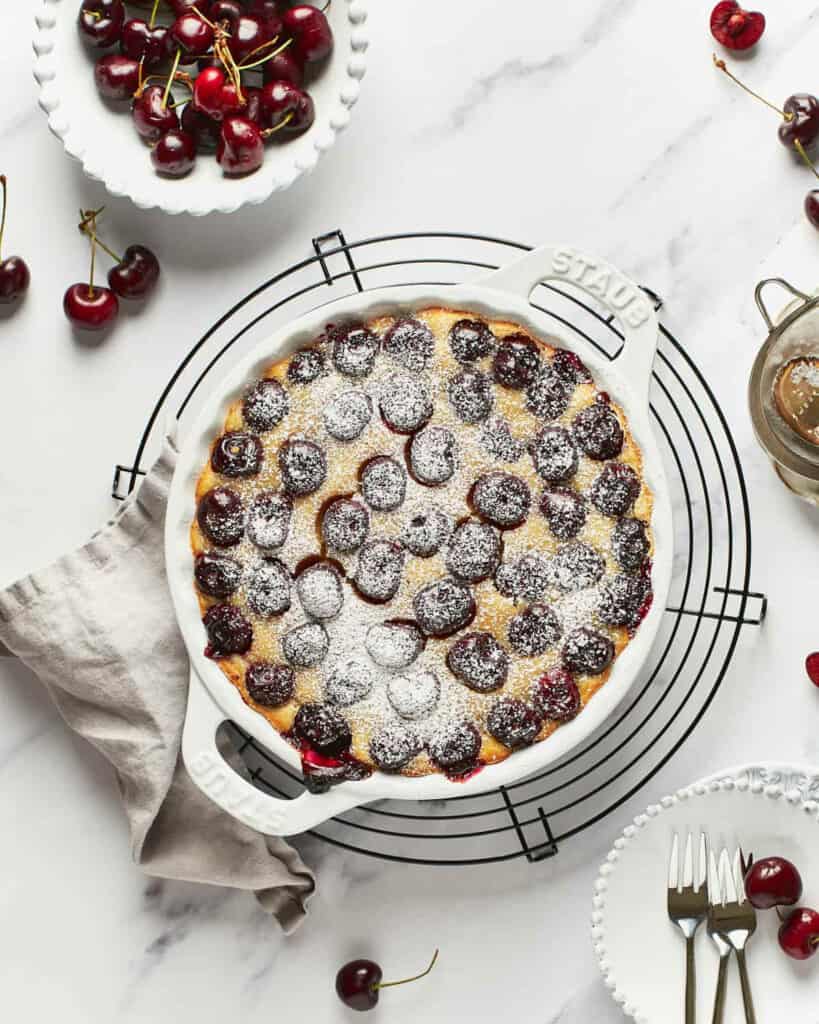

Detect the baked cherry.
xmin=360 ymin=456 xmax=407 ymax=511
xmin=408 ymin=427 xmax=458 ymax=486
xmin=296 ymin=562 xmax=344 ymax=620
xmin=282 ymin=623 xmax=329 ymax=667
xmin=211 ymin=431 xmax=263 ymax=477
xmin=132 ymin=85 xmax=179 ymax=142
xmin=196 ymin=486 xmax=245 ymax=546
xmin=94 ymin=53 xmax=141 ymax=100
xmin=217 ymin=116 xmax=265 ymax=175
xmin=590 ymin=462 xmax=641 ymax=517
xmin=194 ymin=552 xmax=243 ymax=598
xmin=283 ymin=4 xmax=333 ymax=63
xmin=260 ymin=81 xmax=315 ymax=134
xmin=447 ymin=368 xmax=494 ymax=423
xmin=487 ymin=698 xmax=542 ymax=749
xmin=388 ymin=667 xmax=438 ymax=722
xmin=806 ymin=651 xmax=819 ymax=687
xmin=379 ymin=373 xmax=433 ymax=433
xmin=325 ymin=658 xmax=373 ymax=706
xmin=369 ymin=724 xmax=422 ymax=772
xmin=321 ymin=497 xmax=370 ymax=552
xmin=492 ymin=333 xmax=541 ymax=389
xmin=471 ymin=472 xmax=531 ymax=528
xmin=152 ymin=128 xmax=197 ymax=176
xmin=611 ymin=517 xmax=650 ymax=572
xmin=0 ymin=176 xmax=30 ymax=306
xmin=598 ymin=574 xmax=649 ymax=628
xmin=335 ymin=951 xmax=438 ymax=1012
xmin=107 ymin=245 xmax=160 ymax=300
xmin=120 ymin=19 xmax=168 ymax=67
xmin=181 ymin=103 xmax=222 ymax=151
xmin=288 ymin=346 xmax=326 ymax=384
xmin=525 ymin=368 xmax=570 ymax=421
xmin=324 ymin=390 xmax=373 ymax=441
xmin=245 ymin=662 xmax=295 ymax=707
xmin=294 ymin=702 xmax=351 ymax=755
xmin=413 ymin=577 xmax=476 ymax=638
xmin=562 ymin=627 xmax=614 ymax=675
xmin=329 ymin=322 xmax=379 ymax=378
xmin=193 ymin=66 xmax=248 ymax=122
xmin=494 ymin=553 xmax=550 ymax=602
xmin=203 ymin=603 xmax=253 ymax=656
xmin=444 ymin=520 xmax=501 ymax=583
xmin=540 ymin=488 xmax=587 ymax=540
xmin=778 ymin=908 xmax=819 ymax=960
xmin=354 ymin=540 xmax=404 ymax=603
xmin=263 ymin=47 xmax=305 ymax=86
xmin=551 ymin=541 xmax=605 ymax=591
xmin=552 ymin=348 xmax=592 ymax=385
xmin=78 ymin=0 xmax=125 ymax=48
xmin=508 ymin=603 xmax=561 ymax=656
xmin=245 ymin=558 xmax=292 ymax=617
xmin=242 ymin=378 xmax=289 ymax=431
xmin=744 ymin=856 xmax=803 ymax=910
xmin=226 ymin=14 xmax=270 ymax=65
xmin=169 ymin=12 xmax=215 ymax=61
xmin=480 ymin=417 xmax=525 ymax=463
xmin=531 ymin=667 xmax=581 ymax=721
xmin=246 ymin=490 xmax=291 ymax=550
xmin=400 ymin=508 xmax=452 ymax=557
xmin=572 ymin=398 xmax=624 ymax=460
xmin=710 ymin=2 xmax=765 ymax=51
xmin=428 ymin=720 xmax=481 ymax=775
xmin=278 ymin=438 xmax=327 ymax=495
xmin=365 ymin=621 xmax=425 ymax=669
xmin=529 ymin=426 xmax=579 ymax=483
xmin=448 ymin=318 xmax=496 ymax=364
xmin=382 ymin=317 xmax=435 ymax=372
xmin=63 ymin=283 xmax=119 ymax=331
xmin=446 ymin=631 xmax=509 ymax=692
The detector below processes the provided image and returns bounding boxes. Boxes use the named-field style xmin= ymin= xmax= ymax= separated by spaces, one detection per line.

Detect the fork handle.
xmin=735 ymin=949 xmax=756 ymax=1024
xmin=685 ymin=936 xmax=696 ymax=1024
xmin=711 ymin=952 xmax=729 ymax=1024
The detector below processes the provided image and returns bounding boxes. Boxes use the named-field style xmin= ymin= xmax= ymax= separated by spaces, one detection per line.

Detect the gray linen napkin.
xmin=0 ymin=439 xmax=315 ymax=932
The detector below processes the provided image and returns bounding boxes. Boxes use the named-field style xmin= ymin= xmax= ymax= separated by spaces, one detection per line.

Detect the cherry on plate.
xmin=335 ymin=950 xmax=438 ymax=1012
xmin=744 ymin=856 xmax=803 ymax=910
xmin=78 ymin=0 xmax=125 ymax=48
xmin=152 ymin=129 xmax=197 ymax=177
xmin=263 ymin=48 xmax=305 ymax=87
xmin=710 ymin=2 xmax=765 ymax=51
xmin=120 ymin=19 xmax=168 ymax=68
xmin=261 ymin=81 xmax=315 ymax=135
xmin=283 ymin=5 xmax=333 ymax=64
xmin=132 ymin=85 xmax=179 ymax=142
xmin=778 ymin=907 xmax=819 ymax=960
xmin=193 ymin=66 xmax=248 ymax=122
xmin=168 ymin=12 xmax=215 ymax=61
xmin=218 ymin=116 xmax=265 ymax=176
xmin=95 ymin=54 xmax=141 ymax=100
xmin=226 ymin=14 xmax=271 ymax=65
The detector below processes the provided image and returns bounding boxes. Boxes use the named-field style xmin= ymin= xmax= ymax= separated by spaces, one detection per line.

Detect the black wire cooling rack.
xmin=113 ymin=231 xmax=767 ymax=866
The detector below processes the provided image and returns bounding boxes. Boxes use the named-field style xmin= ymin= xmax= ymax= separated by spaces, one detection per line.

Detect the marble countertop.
xmin=3 ymin=1 xmax=819 ymax=1020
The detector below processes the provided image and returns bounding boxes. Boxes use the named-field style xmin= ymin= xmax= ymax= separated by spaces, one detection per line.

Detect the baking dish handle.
xmin=481 ymin=244 xmax=659 ymax=395
xmin=182 ymin=670 xmax=364 ymax=836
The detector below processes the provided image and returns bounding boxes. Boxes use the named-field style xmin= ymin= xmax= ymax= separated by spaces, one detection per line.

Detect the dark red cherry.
xmin=408 ymin=427 xmax=458 ymax=486
xmin=550 ymin=541 xmax=605 ymax=591
xmin=572 ymin=399 xmax=624 ymax=460
xmin=247 ymin=0 xmax=285 ymax=30
xmin=329 ymin=322 xmax=379 ymax=377
xmin=508 ymin=603 xmax=561 ymax=656
xmin=778 ymin=908 xmax=819 ymax=960
xmin=611 ymin=517 xmax=650 ymax=572
xmin=382 ymin=317 xmax=435 ymax=372
xmin=246 ymin=490 xmax=291 ymax=550
xmin=132 ymin=85 xmax=178 ymax=142
xmin=493 ymin=333 xmax=541 ymax=388
xmin=282 ymin=623 xmax=329 ymax=667
xmin=94 ymin=53 xmax=140 ymax=100
xmin=262 ymin=48 xmax=304 ymax=87
xmin=531 ymin=667 xmax=581 ymax=721
xmin=806 ymin=190 xmax=819 ymax=230
xmin=447 ymin=368 xmax=494 ymax=423
xmin=217 ymin=116 xmax=265 ymax=175
xmin=471 ymin=472 xmax=531 ymax=529
xmin=203 ymin=603 xmax=253 ymax=656
xmin=590 ymin=462 xmax=641 ymax=517
xmin=197 ymin=486 xmax=245 ymax=546
xmin=428 ymin=720 xmax=481 ymax=775
xmin=181 ymin=103 xmax=222 ymax=152
xmin=335 ymin=960 xmax=382 ymax=1011
xmin=401 ymin=508 xmax=451 ymax=557
xmin=369 ymin=725 xmax=422 ymax=772
xmin=526 ymin=368 xmax=570 ymax=421
xmin=169 ymin=13 xmax=215 ymax=60
xmin=287 ymin=346 xmax=326 ymax=384
xmin=494 ymin=553 xmax=550 ymax=602
xmin=278 ymin=438 xmax=326 ymax=495
xmin=211 ymin=431 xmax=263 ymax=477
xmin=354 ymin=540 xmax=404 ymax=603
xmin=120 ymin=19 xmax=168 ymax=68
xmin=529 ymin=426 xmax=579 ymax=484
xmin=242 ymin=378 xmax=289 ymax=432
xmin=710 ymin=2 xmax=765 ymax=50
xmin=413 ymin=578 xmax=475 ymax=638
xmin=78 ymin=0 xmax=125 ymax=48
xmin=260 ymin=81 xmax=315 ymax=134
xmin=359 ymin=456 xmax=407 ymax=512
xmin=806 ymin=651 xmax=819 ymax=687
xmin=245 ymin=662 xmax=295 ymax=707
xmin=0 ymin=256 xmax=29 ymax=305
xmin=562 ymin=627 xmax=614 ymax=675
xmin=294 ymin=702 xmax=351 ymax=756
xmin=379 ymin=374 xmax=433 ymax=433
xmin=552 ymin=348 xmax=592 ymax=385
xmin=598 ymin=574 xmax=649 ymax=628
xmin=487 ymin=698 xmax=542 ymax=749
xmin=744 ymin=856 xmax=803 ymax=910
xmin=282 ymin=5 xmax=333 ymax=63
xmin=540 ymin=488 xmax=586 ymax=540
xmin=193 ymin=66 xmax=248 ymax=121
xmin=447 ymin=632 xmax=509 ymax=692
xmin=63 ymin=284 xmax=119 ymax=331
xmin=322 ymin=497 xmax=370 ymax=552
xmin=779 ymin=94 xmax=819 ymax=152
xmin=448 ymin=318 xmax=495 ymax=364
xmin=107 ymin=245 xmax=160 ymax=300
xmin=226 ymin=14 xmax=270 ymax=64
xmin=151 ymin=129 xmax=197 ymax=176
xmin=445 ymin=520 xmax=501 ymax=583
xmin=194 ymin=552 xmax=242 ymax=598
xmin=245 ymin=558 xmax=292 ymax=617
xmin=208 ymin=0 xmax=244 ymax=30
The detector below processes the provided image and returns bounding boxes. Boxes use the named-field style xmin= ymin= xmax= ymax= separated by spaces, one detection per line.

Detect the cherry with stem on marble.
xmin=335 ymin=949 xmax=439 ymax=1011
xmin=0 ymin=174 xmax=30 ymax=307
xmin=63 ymin=213 xmax=119 ymax=331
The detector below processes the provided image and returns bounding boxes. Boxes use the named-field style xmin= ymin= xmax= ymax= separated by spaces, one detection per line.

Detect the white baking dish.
xmin=165 ymin=244 xmax=673 ymax=835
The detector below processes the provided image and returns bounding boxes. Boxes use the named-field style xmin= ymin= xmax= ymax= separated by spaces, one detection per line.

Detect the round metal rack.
xmin=114 ymin=231 xmax=766 ymax=866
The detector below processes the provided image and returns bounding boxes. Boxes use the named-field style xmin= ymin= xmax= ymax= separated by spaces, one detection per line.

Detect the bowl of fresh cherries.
xmin=32 ymin=0 xmax=367 ymax=215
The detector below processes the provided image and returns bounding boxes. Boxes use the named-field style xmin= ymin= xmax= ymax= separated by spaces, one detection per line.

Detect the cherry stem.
xmin=214 ymin=36 xmax=244 ymax=104
xmin=238 ymin=35 xmax=293 ymax=71
xmin=712 ymin=54 xmax=792 ymax=121
xmin=148 ymin=0 xmax=161 ymax=28
xmin=78 ymin=207 xmax=123 ymax=265
xmin=88 ymin=225 xmax=97 ymax=300
xmin=163 ymin=49 xmax=182 ymax=108
xmin=262 ymin=111 xmax=295 ymax=136
xmin=373 ymin=950 xmax=439 ymax=993
xmin=794 ymin=139 xmax=819 ymax=181
xmin=82 ymin=9 xmax=102 ymax=20
xmin=190 ymin=5 xmax=218 ymax=30
xmin=0 ymin=174 xmax=7 ymax=261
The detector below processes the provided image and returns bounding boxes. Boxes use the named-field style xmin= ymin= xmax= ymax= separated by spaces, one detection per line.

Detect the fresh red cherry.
xmin=226 ymin=14 xmax=271 ymax=65
xmin=282 ymin=5 xmax=333 ymax=63
xmin=120 ymin=19 xmax=169 ymax=68
xmin=132 ymin=85 xmax=179 ymax=141
xmin=247 ymin=0 xmax=285 ymax=31
xmin=336 ymin=951 xmax=438 ymax=1012
xmin=217 ymin=116 xmax=265 ymax=175
xmin=63 ymin=284 xmax=119 ymax=331
xmin=193 ymin=66 xmax=247 ymax=121
xmin=94 ymin=53 xmax=141 ymax=100
xmin=0 ymin=176 xmax=30 ymax=307
xmin=262 ymin=48 xmax=304 ymax=87
xmin=107 ymin=245 xmax=160 ymax=300
xmin=778 ymin=908 xmax=819 ymax=960
xmin=169 ymin=13 xmax=215 ymax=62
xmin=744 ymin=856 xmax=803 ymax=910
xmin=78 ymin=0 xmax=125 ymax=48
xmin=208 ymin=0 xmax=244 ymax=31
xmin=151 ymin=129 xmax=197 ymax=176
xmin=181 ymin=103 xmax=222 ymax=151
xmin=710 ymin=2 xmax=765 ymax=51
xmin=261 ymin=80 xmax=314 ymax=134
xmin=806 ymin=651 xmax=819 ymax=685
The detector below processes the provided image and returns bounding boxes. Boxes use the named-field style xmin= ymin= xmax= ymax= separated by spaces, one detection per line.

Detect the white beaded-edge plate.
xmin=592 ymin=763 xmax=819 ymax=1023
xmin=32 ymin=0 xmax=367 ymax=216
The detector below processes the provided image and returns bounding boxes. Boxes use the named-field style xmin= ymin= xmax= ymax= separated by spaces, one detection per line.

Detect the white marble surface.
xmin=3 ymin=1 xmax=819 ymax=1020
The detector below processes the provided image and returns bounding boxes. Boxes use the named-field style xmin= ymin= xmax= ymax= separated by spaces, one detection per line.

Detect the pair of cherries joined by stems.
xmin=81 ymin=1 xmax=332 ymax=178
xmin=63 ymin=208 xmax=160 ymax=330
xmin=0 ymin=175 xmax=30 ymax=309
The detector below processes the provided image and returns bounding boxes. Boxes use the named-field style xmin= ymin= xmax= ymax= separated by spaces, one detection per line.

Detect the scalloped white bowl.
xmin=32 ymin=0 xmax=368 ymax=216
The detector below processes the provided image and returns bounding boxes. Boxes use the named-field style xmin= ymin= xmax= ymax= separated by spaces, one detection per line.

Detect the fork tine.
xmin=721 ymin=848 xmax=738 ymax=904
xmin=697 ymin=832 xmax=708 ymax=893
xmin=733 ymin=849 xmax=746 ymax=905
xmin=668 ymin=832 xmax=679 ymax=890
xmin=708 ymin=848 xmax=721 ymax=905
xmin=682 ymin=831 xmax=694 ymax=888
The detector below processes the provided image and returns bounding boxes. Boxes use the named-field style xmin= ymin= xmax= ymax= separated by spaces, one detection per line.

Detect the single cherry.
xmin=283 ymin=5 xmax=333 ymax=63
xmin=132 ymin=85 xmax=179 ymax=142
xmin=94 ymin=53 xmax=141 ymax=100
xmin=226 ymin=14 xmax=271 ymax=65
xmin=806 ymin=193 xmax=819 ymax=231
xmin=710 ymin=2 xmax=765 ymax=51
xmin=0 ymin=176 xmax=30 ymax=306
xmin=193 ymin=66 xmax=247 ymax=121
xmin=120 ymin=19 xmax=168 ymax=68
xmin=63 ymin=283 xmax=118 ymax=330
xmin=806 ymin=651 xmax=819 ymax=686
xmin=335 ymin=950 xmax=439 ymax=1012
xmin=107 ymin=245 xmax=160 ymax=300
xmin=151 ymin=129 xmax=197 ymax=176
xmin=78 ymin=0 xmax=125 ymax=48
xmin=778 ymin=908 xmax=819 ymax=960
xmin=217 ymin=116 xmax=265 ymax=175
xmin=744 ymin=856 xmax=803 ymax=910
xmin=169 ymin=12 xmax=215 ymax=61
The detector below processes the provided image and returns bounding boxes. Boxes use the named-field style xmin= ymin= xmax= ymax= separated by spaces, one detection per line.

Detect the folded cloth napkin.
xmin=0 ymin=439 xmax=315 ymax=932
